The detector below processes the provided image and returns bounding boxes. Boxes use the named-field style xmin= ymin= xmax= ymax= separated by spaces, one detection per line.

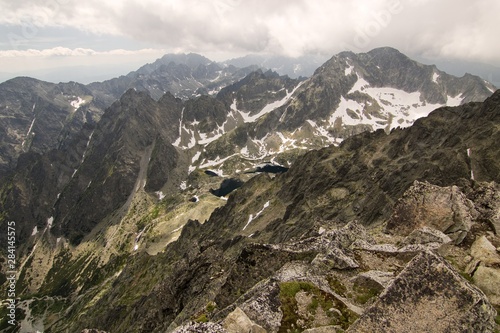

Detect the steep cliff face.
xmin=0 ymin=77 xmax=106 ymax=178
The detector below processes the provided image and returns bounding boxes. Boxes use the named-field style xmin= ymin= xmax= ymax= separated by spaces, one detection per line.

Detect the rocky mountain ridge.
xmin=88 ymin=53 xmax=260 ymax=103
xmin=24 ymin=89 xmax=500 ymax=333
xmin=184 ymin=47 xmax=496 ymax=177
xmin=0 ymin=53 xmax=259 ymax=181
xmin=0 ymin=48 xmax=499 ymax=332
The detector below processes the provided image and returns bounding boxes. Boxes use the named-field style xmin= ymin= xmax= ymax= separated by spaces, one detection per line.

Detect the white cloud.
xmin=0 ymin=0 xmax=499 ymax=65
xmin=0 ymin=47 xmax=165 ymax=57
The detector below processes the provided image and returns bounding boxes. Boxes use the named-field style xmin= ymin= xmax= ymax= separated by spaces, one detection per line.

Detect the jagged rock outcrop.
xmin=223 ymin=307 xmax=267 ymax=333
xmin=347 ymin=251 xmax=497 ymax=333
xmin=171 ymin=322 xmax=229 ymax=333
xmin=386 ymin=181 xmax=478 ymax=244
xmin=400 ymin=227 xmax=452 ymax=247
xmin=52 ymin=89 xmax=185 ymax=243
xmin=350 ymin=271 xmax=394 ymax=293
xmin=467 ymin=236 xmax=500 ymax=306
xmin=467 ymin=181 xmax=500 ymax=234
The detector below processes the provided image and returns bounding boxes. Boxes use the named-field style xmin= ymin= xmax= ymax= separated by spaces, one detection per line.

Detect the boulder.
xmin=468 ymin=182 xmax=500 ymax=234
xmin=303 ymin=326 xmax=344 ymax=332
xmin=312 ymin=248 xmax=359 ymax=270
xmin=347 ymin=251 xmax=496 ymax=332
xmin=223 ymin=307 xmax=267 ymax=333
xmin=350 ymin=270 xmax=394 ymax=292
xmin=386 ymin=181 xmax=477 ymax=244
xmin=238 ymin=281 xmax=283 ymax=333
xmin=401 ymin=226 xmax=452 ymax=246
xmin=473 ymin=266 xmax=500 ymax=306
xmin=171 ymin=322 xmax=229 ymax=333
xmin=471 ymin=235 xmax=500 ymax=266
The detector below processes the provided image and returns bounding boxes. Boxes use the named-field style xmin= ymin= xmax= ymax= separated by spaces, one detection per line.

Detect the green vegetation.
xmin=136 ymin=203 xmax=163 ymax=230
xmin=30 ymin=297 xmax=68 ymax=318
xmin=327 ymin=276 xmax=347 ymax=297
xmin=278 ymin=281 xmax=358 ymax=333
xmin=195 ymin=313 xmax=208 ymax=323
xmin=352 ymin=284 xmax=380 ymax=305
xmin=192 ymin=302 xmax=218 ymax=324
xmin=205 ymin=301 xmax=217 ymax=313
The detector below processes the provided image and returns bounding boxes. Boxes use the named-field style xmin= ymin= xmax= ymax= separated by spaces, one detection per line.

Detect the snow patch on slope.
xmin=47 ymin=216 xmax=53 ymax=229
xmin=349 ymin=76 xmax=370 ymax=93
xmin=71 ymin=96 xmax=85 ymax=110
xmin=345 ymin=64 xmax=354 ymax=76
xmin=446 ymin=94 xmax=463 ymax=107
xmin=22 ymin=117 xmax=36 ymax=146
xmin=81 ymin=130 xmax=94 ymax=163
xmin=243 ymin=201 xmax=270 ymax=230
xmin=342 ymin=75 xmax=447 ymax=130
xmin=172 ymin=107 xmax=185 ymax=147
xmin=237 ymin=81 xmax=305 ymax=123
xmin=432 ymin=72 xmax=439 ymax=84
xmin=192 ymin=151 xmax=201 ymax=163
xmin=306 ymin=120 xmax=337 ymax=144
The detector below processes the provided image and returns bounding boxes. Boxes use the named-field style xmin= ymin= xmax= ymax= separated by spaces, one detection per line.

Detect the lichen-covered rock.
xmin=312 ymin=248 xmax=359 ymax=270
xmin=171 ymin=322 xmax=229 ymax=333
xmin=238 ymin=281 xmax=283 ymax=333
xmin=347 ymin=251 xmax=497 ymax=333
xmin=350 ymin=270 xmax=394 ymax=292
xmin=471 ymin=236 xmax=500 ymax=266
xmin=302 ymin=326 xmax=344 ymax=333
xmin=473 ymin=266 xmax=500 ymax=306
xmin=223 ymin=307 xmax=267 ymax=333
xmin=386 ymin=181 xmax=477 ymax=244
xmin=467 ymin=182 xmax=500 ymax=234
xmin=401 ymin=226 xmax=452 ymax=246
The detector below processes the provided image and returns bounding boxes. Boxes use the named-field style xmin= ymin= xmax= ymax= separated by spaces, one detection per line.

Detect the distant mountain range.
xmin=0 ymin=47 xmax=499 ymax=333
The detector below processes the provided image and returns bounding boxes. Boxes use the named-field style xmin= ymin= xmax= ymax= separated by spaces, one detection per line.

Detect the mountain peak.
xmin=367 ymin=46 xmax=406 ymax=56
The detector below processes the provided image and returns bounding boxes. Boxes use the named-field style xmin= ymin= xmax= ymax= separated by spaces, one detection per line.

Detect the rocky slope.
xmin=3 ymin=89 xmax=500 ymax=333
xmin=0 ymin=53 xmax=259 ymax=180
xmin=185 ymin=47 xmax=496 ymax=177
xmin=0 ymin=77 xmax=106 ymax=179
xmin=1 ymin=48 xmax=494 ymax=183
xmin=0 ymin=48 xmax=499 ymax=333
xmin=101 ymin=90 xmax=500 ymax=332
xmin=224 ymin=54 xmax=329 ymax=79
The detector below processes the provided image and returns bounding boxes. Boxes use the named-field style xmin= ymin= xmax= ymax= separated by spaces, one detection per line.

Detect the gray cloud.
xmin=0 ymin=0 xmax=499 ymax=66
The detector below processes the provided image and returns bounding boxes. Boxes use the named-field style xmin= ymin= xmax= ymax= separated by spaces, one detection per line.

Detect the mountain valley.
xmin=0 ymin=47 xmax=499 ymax=333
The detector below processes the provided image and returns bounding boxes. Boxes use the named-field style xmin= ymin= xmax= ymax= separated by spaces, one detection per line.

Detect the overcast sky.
xmin=0 ymin=0 xmax=499 ymax=83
